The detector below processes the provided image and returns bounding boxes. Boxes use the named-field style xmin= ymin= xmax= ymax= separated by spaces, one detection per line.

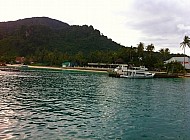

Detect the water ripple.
xmin=1 ymin=70 xmax=190 ymax=139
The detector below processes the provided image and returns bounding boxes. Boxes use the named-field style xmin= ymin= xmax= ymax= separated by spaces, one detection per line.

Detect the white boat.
xmin=114 ymin=65 xmax=155 ymax=79
xmin=20 ymin=64 xmax=28 ymax=69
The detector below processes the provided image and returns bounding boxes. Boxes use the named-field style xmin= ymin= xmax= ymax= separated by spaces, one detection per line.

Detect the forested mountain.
xmin=0 ymin=17 xmax=69 ymax=33
xmin=0 ymin=17 xmax=122 ymax=65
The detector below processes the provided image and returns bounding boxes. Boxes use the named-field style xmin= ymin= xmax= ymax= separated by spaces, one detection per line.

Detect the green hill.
xmin=0 ymin=17 xmax=122 ymax=65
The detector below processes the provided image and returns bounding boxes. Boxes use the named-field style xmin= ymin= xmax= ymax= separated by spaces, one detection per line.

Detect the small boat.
xmin=20 ymin=64 xmax=28 ymax=68
xmin=114 ymin=65 xmax=155 ymax=79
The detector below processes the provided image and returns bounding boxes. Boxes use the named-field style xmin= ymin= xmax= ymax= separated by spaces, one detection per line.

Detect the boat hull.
xmin=120 ymin=74 xmax=155 ymax=79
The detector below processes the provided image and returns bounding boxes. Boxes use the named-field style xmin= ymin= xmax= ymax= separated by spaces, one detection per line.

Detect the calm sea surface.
xmin=0 ymin=69 xmax=190 ymax=140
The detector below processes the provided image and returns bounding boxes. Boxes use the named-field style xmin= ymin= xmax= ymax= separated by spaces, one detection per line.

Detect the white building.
xmin=165 ymin=57 xmax=190 ymax=69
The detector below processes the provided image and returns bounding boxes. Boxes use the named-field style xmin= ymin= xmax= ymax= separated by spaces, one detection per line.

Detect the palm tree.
xmin=180 ymin=35 xmax=190 ymax=69
xmin=159 ymin=48 xmax=170 ymax=61
xmin=146 ymin=43 xmax=155 ymax=57
xmin=137 ymin=42 xmax=144 ymax=57
xmin=146 ymin=43 xmax=155 ymax=52
xmin=137 ymin=42 xmax=144 ymax=65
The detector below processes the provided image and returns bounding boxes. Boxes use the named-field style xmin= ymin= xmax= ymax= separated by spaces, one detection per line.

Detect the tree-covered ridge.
xmin=0 ymin=17 xmax=69 ymax=33
xmin=0 ymin=17 xmax=122 ymax=63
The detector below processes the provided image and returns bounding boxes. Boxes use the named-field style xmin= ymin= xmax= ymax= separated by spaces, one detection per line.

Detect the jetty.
xmin=153 ymin=72 xmax=179 ymax=78
xmin=108 ymin=71 xmax=182 ymax=78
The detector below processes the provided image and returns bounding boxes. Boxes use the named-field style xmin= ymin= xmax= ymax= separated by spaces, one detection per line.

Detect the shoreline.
xmin=6 ymin=64 xmax=109 ymax=73
xmin=4 ymin=64 xmax=190 ymax=77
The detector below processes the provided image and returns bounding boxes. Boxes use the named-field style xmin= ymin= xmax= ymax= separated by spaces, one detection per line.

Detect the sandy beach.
xmin=6 ymin=64 xmax=109 ymax=73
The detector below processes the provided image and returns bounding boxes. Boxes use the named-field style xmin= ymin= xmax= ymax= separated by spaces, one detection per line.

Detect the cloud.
xmin=177 ymin=24 xmax=190 ymax=36
xmin=120 ymin=0 xmax=190 ymax=54
xmin=177 ymin=24 xmax=190 ymax=30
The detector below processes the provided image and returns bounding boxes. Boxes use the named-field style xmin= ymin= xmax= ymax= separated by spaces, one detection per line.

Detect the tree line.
xmin=18 ymin=42 xmax=183 ymax=71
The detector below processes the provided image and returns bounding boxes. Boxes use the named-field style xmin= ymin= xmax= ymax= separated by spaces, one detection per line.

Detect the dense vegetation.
xmin=0 ymin=17 xmax=185 ymax=70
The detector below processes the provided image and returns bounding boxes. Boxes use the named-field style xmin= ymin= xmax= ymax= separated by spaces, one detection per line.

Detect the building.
xmin=165 ymin=57 xmax=190 ymax=69
xmin=0 ymin=62 xmax=6 ymax=66
xmin=15 ymin=57 xmax=25 ymax=64
xmin=62 ymin=61 xmax=71 ymax=67
xmin=87 ymin=63 xmax=126 ymax=68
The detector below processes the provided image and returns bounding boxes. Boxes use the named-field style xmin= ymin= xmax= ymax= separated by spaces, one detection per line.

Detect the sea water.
xmin=0 ymin=69 xmax=190 ymax=140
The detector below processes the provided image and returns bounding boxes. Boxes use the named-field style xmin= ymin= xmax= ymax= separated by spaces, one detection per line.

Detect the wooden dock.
xmin=153 ymin=72 xmax=179 ymax=78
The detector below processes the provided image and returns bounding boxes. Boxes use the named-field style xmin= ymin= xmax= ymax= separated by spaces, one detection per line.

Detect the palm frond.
xmin=187 ymin=43 xmax=190 ymax=48
xmin=180 ymin=43 xmax=185 ymax=49
xmin=180 ymin=35 xmax=190 ymax=49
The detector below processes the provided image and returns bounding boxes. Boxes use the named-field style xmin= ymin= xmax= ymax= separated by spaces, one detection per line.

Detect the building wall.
xmin=165 ymin=57 xmax=190 ymax=69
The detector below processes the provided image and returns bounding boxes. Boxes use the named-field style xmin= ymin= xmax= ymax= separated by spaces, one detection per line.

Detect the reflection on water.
xmin=0 ymin=70 xmax=190 ymax=139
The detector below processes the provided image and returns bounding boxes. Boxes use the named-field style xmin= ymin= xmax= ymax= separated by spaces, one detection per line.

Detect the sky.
xmin=1 ymin=0 xmax=190 ymax=56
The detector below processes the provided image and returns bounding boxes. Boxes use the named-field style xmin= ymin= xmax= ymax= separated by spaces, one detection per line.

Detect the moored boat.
xmin=114 ymin=65 xmax=155 ymax=79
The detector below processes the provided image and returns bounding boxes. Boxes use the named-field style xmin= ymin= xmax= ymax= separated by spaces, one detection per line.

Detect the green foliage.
xmin=180 ymin=36 xmax=190 ymax=50
xmin=146 ymin=44 xmax=154 ymax=52
xmin=165 ymin=61 xmax=184 ymax=73
xmin=159 ymin=48 xmax=170 ymax=61
xmin=0 ymin=17 xmax=122 ymax=66
xmin=180 ymin=36 xmax=190 ymax=68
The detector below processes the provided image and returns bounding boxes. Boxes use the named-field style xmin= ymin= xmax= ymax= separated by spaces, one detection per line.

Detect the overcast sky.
xmin=1 ymin=0 xmax=190 ymax=55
